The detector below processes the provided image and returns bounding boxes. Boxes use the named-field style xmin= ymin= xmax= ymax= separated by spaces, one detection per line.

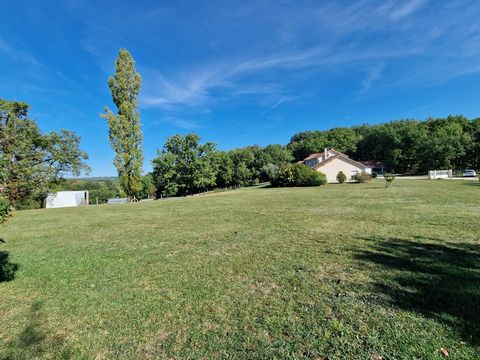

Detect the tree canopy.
xmin=152 ymin=133 xmax=219 ymax=197
xmin=0 ymin=98 xmax=89 ymax=208
xmin=151 ymin=133 xmax=297 ymax=196
xmin=289 ymin=116 xmax=479 ymax=173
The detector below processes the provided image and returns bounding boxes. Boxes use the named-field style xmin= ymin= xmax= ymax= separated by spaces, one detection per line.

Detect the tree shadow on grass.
xmin=354 ymin=236 xmax=480 ymax=345
xmin=1 ymin=301 xmax=74 ymax=360
xmin=0 ymin=250 xmax=19 ymax=282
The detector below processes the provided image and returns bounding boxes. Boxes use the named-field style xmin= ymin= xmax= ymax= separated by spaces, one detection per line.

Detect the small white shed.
xmin=45 ymin=191 xmax=89 ymax=209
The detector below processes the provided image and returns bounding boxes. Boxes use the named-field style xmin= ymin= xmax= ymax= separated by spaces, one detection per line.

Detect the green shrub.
xmin=259 ymin=163 xmax=279 ymax=183
xmin=371 ymin=171 xmax=378 ymax=179
xmin=270 ymin=164 xmax=294 ymax=187
xmin=292 ymin=164 xmax=327 ymax=186
xmin=384 ymin=174 xmax=396 ymax=188
xmin=15 ymin=196 xmax=43 ymax=210
xmin=271 ymin=164 xmax=326 ymax=187
xmin=353 ymin=172 xmax=372 ymax=183
xmin=0 ymin=196 xmax=17 ymax=283
xmin=0 ymin=196 xmax=10 ymax=224
xmin=0 ymin=251 xmax=19 ymax=282
xmin=336 ymin=171 xmax=347 ymax=184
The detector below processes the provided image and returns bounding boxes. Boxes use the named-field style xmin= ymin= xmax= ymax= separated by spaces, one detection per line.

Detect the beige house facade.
xmin=303 ymin=149 xmax=367 ymax=183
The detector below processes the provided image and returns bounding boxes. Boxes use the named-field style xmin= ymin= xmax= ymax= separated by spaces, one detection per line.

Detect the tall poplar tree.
xmin=102 ymin=49 xmax=143 ymax=197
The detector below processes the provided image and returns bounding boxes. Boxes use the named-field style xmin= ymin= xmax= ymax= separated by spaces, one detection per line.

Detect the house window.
xmin=350 ymin=170 xmax=358 ymax=179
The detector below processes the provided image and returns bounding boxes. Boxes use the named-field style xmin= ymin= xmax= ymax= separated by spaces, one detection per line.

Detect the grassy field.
xmin=0 ymin=180 xmax=479 ymax=359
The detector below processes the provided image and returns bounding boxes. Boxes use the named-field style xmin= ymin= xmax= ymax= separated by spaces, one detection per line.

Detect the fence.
xmin=107 ymin=198 xmax=129 ymax=204
xmin=428 ymin=169 xmax=452 ymax=179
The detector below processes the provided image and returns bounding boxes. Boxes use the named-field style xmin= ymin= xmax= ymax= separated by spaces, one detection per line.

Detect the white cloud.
xmin=360 ymin=64 xmax=386 ymax=93
xmin=139 ymin=0 xmax=480 ymax=110
xmin=262 ymin=95 xmax=303 ymax=115
xmin=0 ymin=37 xmax=42 ymax=67
xmin=141 ymin=69 xmax=218 ymax=108
xmin=152 ymin=116 xmax=200 ymax=130
xmin=389 ymin=0 xmax=427 ymax=21
xmin=406 ymin=102 xmax=439 ymax=114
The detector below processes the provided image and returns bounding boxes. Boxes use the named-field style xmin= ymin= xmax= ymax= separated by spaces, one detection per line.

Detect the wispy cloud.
xmin=141 ymin=61 xmax=282 ymax=109
xmin=0 ymin=36 xmax=95 ymax=103
xmin=0 ymin=38 xmax=15 ymax=56
xmin=270 ymin=97 xmax=288 ymax=111
xmin=0 ymin=37 xmax=43 ymax=67
xmin=389 ymin=0 xmax=426 ymax=21
xmin=140 ymin=44 xmax=418 ymax=110
xmin=135 ymin=1 xmax=480 ymax=111
xmin=147 ymin=7 xmax=172 ymax=17
xmin=262 ymin=95 xmax=302 ymax=115
xmin=359 ymin=64 xmax=386 ymax=93
xmin=152 ymin=116 xmax=200 ymax=130
xmin=406 ymin=102 xmax=439 ymax=114
xmin=141 ymin=71 xmax=214 ymax=108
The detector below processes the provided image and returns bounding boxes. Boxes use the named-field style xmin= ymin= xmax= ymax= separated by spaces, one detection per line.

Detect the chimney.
xmin=324 ymin=148 xmax=328 ymax=159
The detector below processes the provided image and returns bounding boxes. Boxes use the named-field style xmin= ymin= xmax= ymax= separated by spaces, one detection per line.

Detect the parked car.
xmin=463 ymin=169 xmax=477 ymax=177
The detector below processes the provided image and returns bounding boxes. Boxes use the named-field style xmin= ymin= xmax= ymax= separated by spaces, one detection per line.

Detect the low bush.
xmin=292 ymin=164 xmax=327 ymax=186
xmin=371 ymin=171 xmax=378 ymax=179
xmin=0 ymin=250 xmax=19 ymax=282
xmin=384 ymin=174 xmax=396 ymax=188
xmin=270 ymin=164 xmax=294 ymax=187
xmin=353 ymin=172 xmax=372 ymax=183
xmin=259 ymin=163 xmax=279 ymax=183
xmin=336 ymin=171 xmax=347 ymax=184
xmin=0 ymin=196 xmax=10 ymax=224
xmin=15 ymin=196 xmax=43 ymax=210
xmin=271 ymin=164 xmax=326 ymax=187
xmin=0 ymin=196 xmax=18 ymax=283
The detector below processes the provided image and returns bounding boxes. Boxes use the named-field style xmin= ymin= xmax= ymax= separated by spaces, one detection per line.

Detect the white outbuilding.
xmin=45 ymin=191 xmax=89 ymax=209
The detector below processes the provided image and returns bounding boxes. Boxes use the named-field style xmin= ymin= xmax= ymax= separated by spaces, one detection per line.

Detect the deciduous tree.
xmin=102 ymin=49 xmax=143 ymax=198
xmin=152 ymin=133 xmax=218 ymax=196
xmin=0 ymin=98 xmax=89 ymax=208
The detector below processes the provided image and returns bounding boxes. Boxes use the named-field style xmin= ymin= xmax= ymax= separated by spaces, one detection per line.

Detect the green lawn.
xmin=1 ymin=180 xmax=479 ymax=359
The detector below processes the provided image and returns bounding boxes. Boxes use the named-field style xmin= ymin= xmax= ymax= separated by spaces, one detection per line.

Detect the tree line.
xmin=152 ymin=133 xmax=293 ymax=197
xmin=288 ymin=116 xmax=480 ymax=173
xmin=150 ymin=114 xmax=480 ymax=197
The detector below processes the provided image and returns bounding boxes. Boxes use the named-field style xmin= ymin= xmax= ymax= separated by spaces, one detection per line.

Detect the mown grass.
xmin=0 ymin=180 xmax=479 ymax=359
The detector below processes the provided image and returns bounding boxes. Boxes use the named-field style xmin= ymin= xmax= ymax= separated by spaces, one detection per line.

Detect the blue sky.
xmin=1 ymin=0 xmax=479 ymax=177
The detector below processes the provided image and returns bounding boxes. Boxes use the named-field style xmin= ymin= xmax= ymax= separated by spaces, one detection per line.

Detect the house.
xmin=358 ymin=161 xmax=385 ymax=176
xmin=45 ymin=191 xmax=89 ymax=209
xmin=302 ymin=149 xmax=367 ymax=183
